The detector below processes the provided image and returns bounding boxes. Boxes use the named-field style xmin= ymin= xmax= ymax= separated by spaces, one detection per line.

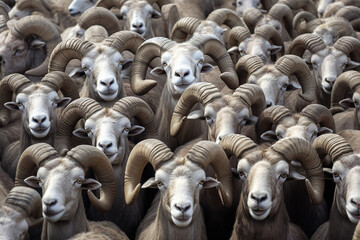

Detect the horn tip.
xmin=220 ymin=72 xmax=239 ymax=89
xmin=305 ymin=179 xmax=323 ymax=205
xmin=133 ymin=79 xmax=157 ymax=95
xmin=125 ymin=183 xmax=141 ymax=205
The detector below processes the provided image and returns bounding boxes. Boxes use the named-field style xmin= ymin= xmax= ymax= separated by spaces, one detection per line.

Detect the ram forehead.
xmin=83 ymin=45 xmax=123 ymax=61
xmin=334 ymin=154 xmax=360 ymax=170
xmin=165 ymin=44 xmax=203 ymax=58
xmin=19 ymin=84 xmax=55 ymax=96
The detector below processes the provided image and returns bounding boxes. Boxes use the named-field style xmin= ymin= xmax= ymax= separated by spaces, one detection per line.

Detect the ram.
xmin=311 ymin=132 xmax=360 ymax=239
xmin=130 ymin=35 xmax=239 ymax=150
xmin=233 ymin=0 xmax=276 ymax=17
xmin=235 ymin=54 xmax=315 ymax=111
xmin=0 ymin=72 xmax=79 ymax=179
xmin=0 ymin=186 xmax=43 ymax=240
xmin=68 ymin=0 xmax=98 ymax=16
xmin=15 ymin=143 xmax=129 ymax=240
xmin=289 ymin=34 xmax=360 ymax=107
xmin=220 ymin=134 xmax=324 ymax=239
xmin=0 ymin=15 xmax=61 ymax=81
xmin=124 ymin=139 xmax=233 ymax=240
xmin=55 ymin=97 xmax=157 ymax=239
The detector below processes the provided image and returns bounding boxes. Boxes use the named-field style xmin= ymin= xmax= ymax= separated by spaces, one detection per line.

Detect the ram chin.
xmin=106 ymin=152 xmax=119 ymax=165
xmin=172 ymin=216 xmax=192 ymax=227
xmin=346 ymin=209 xmax=360 ymax=223
xmin=43 ymin=208 xmax=65 ymax=223
xmin=30 ymin=128 xmax=50 ymax=139
xmin=99 ymin=90 xmax=118 ymax=101
xmin=249 ymin=207 xmax=271 ymax=221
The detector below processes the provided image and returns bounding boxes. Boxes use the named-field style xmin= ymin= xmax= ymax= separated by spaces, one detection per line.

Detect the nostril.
xmin=45 ymin=199 xmax=57 ymax=207
xmin=351 ymin=199 xmax=360 ymax=208
xmin=138 ymin=23 xmax=143 ymax=28
xmin=32 ymin=115 xmax=46 ymax=124
xmin=266 ymin=102 xmax=272 ymax=108
xmin=251 ymin=194 xmax=267 ymax=203
xmin=260 ymin=195 xmax=268 ymax=202
xmin=175 ymin=204 xmax=190 ymax=213
xmin=183 ymin=70 xmax=189 ymax=77
xmin=175 ymin=72 xmax=180 ymax=77
xmin=99 ymin=142 xmax=112 ymax=149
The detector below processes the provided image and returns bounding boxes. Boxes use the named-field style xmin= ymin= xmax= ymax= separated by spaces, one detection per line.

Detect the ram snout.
xmin=343 ymin=166 xmax=360 ymax=223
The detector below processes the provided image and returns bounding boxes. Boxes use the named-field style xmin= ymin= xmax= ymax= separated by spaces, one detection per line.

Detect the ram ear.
xmin=201 ymin=63 xmax=215 ymax=73
xmin=339 ymin=98 xmax=354 ymax=109
xmin=128 ymin=125 xmax=145 ymax=136
xmin=150 ymin=67 xmax=166 ymax=76
xmin=260 ymin=130 xmax=277 ymax=141
xmin=72 ymin=129 xmax=89 ymax=139
xmin=142 ymin=177 xmax=157 ymax=189
xmin=270 ymin=45 xmax=282 ymax=55
xmin=187 ymin=110 xmax=204 ymax=120
xmin=69 ymin=67 xmax=85 ymax=78
xmin=246 ymin=115 xmax=258 ymax=125
xmin=4 ymin=102 xmax=20 ymax=111
xmin=288 ymin=171 xmax=306 ymax=180
xmin=228 ymin=46 xmax=239 ymax=54
xmin=152 ymin=10 xmax=161 ymax=18
xmin=24 ymin=176 xmax=41 ymax=188
xmin=82 ymin=178 xmax=101 ymax=190
xmin=57 ymin=97 xmax=71 ymax=108
xmin=318 ymin=126 xmax=333 ymax=135
xmin=30 ymin=39 xmax=45 ymax=49
xmin=289 ymin=79 xmax=301 ymax=90
xmin=203 ymin=177 xmax=220 ymax=188
xmin=345 ymin=60 xmax=360 ymax=70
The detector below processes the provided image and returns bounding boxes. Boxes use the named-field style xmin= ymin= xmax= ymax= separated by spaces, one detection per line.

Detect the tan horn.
xmin=331 ymin=71 xmax=360 ymax=109
xmin=147 ymin=0 xmax=170 ymax=8
xmin=278 ymin=0 xmax=317 ymax=16
xmin=233 ymin=83 xmax=266 ymax=117
xmin=67 ymin=145 xmax=115 ymax=211
xmin=220 ymin=133 xmax=260 ymax=160
xmin=255 ymin=24 xmax=284 ymax=55
xmin=130 ymin=37 xmax=176 ymax=95
xmin=333 ymin=36 xmax=360 ymax=63
xmin=353 ymin=221 xmax=360 ymax=240
xmin=227 ymin=26 xmax=251 ymax=49
xmin=48 ymin=38 xmax=95 ymax=72
xmin=336 ymin=6 xmax=360 ymax=23
xmin=206 ymin=8 xmax=244 ymax=29
xmin=289 ymin=33 xmax=326 ymax=57
xmin=0 ymin=74 xmax=31 ymax=127
xmin=268 ymin=3 xmax=294 ymax=37
xmin=78 ymin=7 xmax=121 ymax=36
xmin=124 ymin=139 xmax=174 ymax=204
xmin=11 ymin=15 xmax=61 ymax=77
xmin=266 ymin=137 xmax=324 ymax=205
xmin=170 ymin=17 xmax=201 ymax=42
xmin=300 ymin=104 xmax=335 ymax=133
xmin=293 ymin=11 xmax=319 ymax=35
xmin=170 ymin=82 xmax=222 ymax=137
xmin=15 ymin=143 xmax=59 ymax=186
xmin=186 ymin=141 xmax=233 ymax=206
xmin=242 ymin=8 xmax=263 ymax=33
xmin=235 ymin=54 xmax=264 ymax=84
xmin=103 ymin=30 xmax=145 ymax=55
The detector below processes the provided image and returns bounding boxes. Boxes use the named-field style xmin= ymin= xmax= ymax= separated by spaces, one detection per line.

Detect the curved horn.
xmin=289 ymin=33 xmax=326 ymax=57
xmin=48 ymin=38 xmax=95 ymax=72
xmin=341 ymin=0 xmax=360 ymax=7
xmin=266 ymin=137 xmax=324 ymax=205
xmin=278 ymin=0 xmax=317 ymax=16
xmin=233 ymin=83 xmax=266 ymax=117
xmin=275 ymin=55 xmax=315 ymax=102
xmin=235 ymin=54 xmax=264 ymax=83
xmin=300 ymin=104 xmax=335 ymax=133
xmin=319 ymin=17 xmax=356 ymax=44
xmin=255 ymin=24 xmax=284 ymax=55
xmin=220 ymin=134 xmax=261 ymax=161
xmin=0 ymin=74 xmax=31 ymax=126
xmin=113 ymin=96 xmax=157 ymax=138
xmin=293 ymin=11 xmax=319 ymax=35
xmin=124 ymin=139 xmax=174 ymax=205
xmin=333 ymin=36 xmax=360 ymax=63
xmin=188 ymin=35 xmax=239 ymax=89
xmin=255 ymin=105 xmax=292 ymax=142
xmin=0 ymin=15 xmax=8 ymax=33
xmin=313 ymin=133 xmax=353 ymax=162
xmin=268 ymin=3 xmax=294 ymax=37
xmin=170 ymin=17 xmax=201 ymax=42
xmin=5 ymin=186 xmax=42 ymax=219
xmin=40 ymin=71 xmax=80 ymax=101
xmin=55 ymin=98 xmax=102 ymax=155
xmin=336 ymin=6 xmax=360 ymax=23
xmin=103 ymin=31 xmax=145 ymax=55
xmin=77 ymin=7 xmax=121 ymax=36
xmin=242 ymin=8 xmax=263 ymax=33
xmin=206 ymin=8 xmax=243 ymax=29
xmin=227 ymin=26 xmax=251 ymax=49
xmin=67 ymin=145 xmax=115 ymax=211
xmin=130 ymin=37 xmax=176 ymax=95
xmin=11 ymin=15 xmax=61 ymax=77
xmin=170 ymin=82 xmax=222 ymax=137
xmin=15 ymin=143 xmax=59 ymax=186
xmin=331 ymin=71 xmax=360 ymax=109
xmin=95 ymin=0 xmax=127 ymax=9
xmin=186 ymin=141 xmax=233 ymax=207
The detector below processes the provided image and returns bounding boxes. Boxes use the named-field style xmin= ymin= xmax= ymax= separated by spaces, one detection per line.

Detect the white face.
xmin=257 ymin=19 xmax=282 ymax=37
xmin=68 ymin=0 xmax=98 ymax=16
xmin=0 ymin=209 xmax=28 ymax=240
xmin=236 ymin=0 xmax=261 ymax=17
xmin=82 ymin=46 xmax=128 ymax=102
xmin=276 ymin=123 xmax=319 ymax=143
xmin=239 ymin=38 xmax=272 ymax=64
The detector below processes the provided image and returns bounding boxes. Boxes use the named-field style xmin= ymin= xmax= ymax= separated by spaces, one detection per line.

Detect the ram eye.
xmin=75 ymin=178 xmax=83 ymax=184
xmin=239 ymin=171 xmax=245 ymax=177
xmin=162 ymin=62 xmax=167 ymax=67
xmin=333 ymin=172 xmax=339 ymax=178
xmin=37 ymin=178 xmax=42 ymax=183
xmin=199 ymin=180 xmax=204 ymax=185
xmin=53 ymin=99 xmax=59 ymax=104
xmin=198 ymin=59 xmax=204 ymax=64
xmin=157 ymin=181 xmax=163 ymax=187
xmin=119 ymin=61 xmax=123 ymax=65
xmin=312 ymin=131 xmax=318 ymax=137
xmin=282 ymin=84 xmax=288 ymax=89
xmin=17 ymin=102 xmax=22 ymax=106
xmin=279 ymin=173 xmax=287 ymax=179
xmin=123 ymin=127 xmax=130 ymax=132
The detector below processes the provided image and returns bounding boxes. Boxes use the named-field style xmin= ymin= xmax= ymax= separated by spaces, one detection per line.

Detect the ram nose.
xmin=132 ymin=22 xmax=144 ymax=29
xmin=351 ymin=198 xmax=360 ymax=209
xmin=100 ymin=78 xmax=115 ymax=88
xmin=251 ymin=193 xmax=268 ymax=204
xmin=32 ymin=114 xmax=47 ymax=124
xmin=98 ymin=140 xmax=113 ymax=150
xmin=175 ymin=69 xmax=190 ymax=79
xmin=44 ymin=198 xmax=57 ymax=207
xmin=68 ymin=8 xmax=80 ymax=16
xmin=175 ymin=203 xmax=191 ymax=214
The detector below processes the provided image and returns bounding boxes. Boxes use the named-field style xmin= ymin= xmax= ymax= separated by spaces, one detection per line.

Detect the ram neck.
xmin=328 ymin=195 xmax=356 ymax=240
xmin=42 ymin=199 xmax=89 ymax=240
xmin=231 ymin=195 xmax=289 ymax=240
xmin=21 ymin=126 xmax=54 ymax=152
xmin=314 ymin=78 xmax=330 ymax=108
xmin=354 ymin=108 xmax=360 ymax=130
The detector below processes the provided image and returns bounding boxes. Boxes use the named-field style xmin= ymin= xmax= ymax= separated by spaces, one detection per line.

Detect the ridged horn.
xmin=206 ymin=8 xmax=243 ymax=29
xmin=220 ymin=133 xmax=260 ymax=160
xmin=95 ymin=0 xmax=127 ymax=9
xmin=266 ymin=137 xmax=324 ymax=205
xmin=336 ymin=6 xmax=360 ymax=23
xmin=186 ymin=141 xmax=233 ymax=207
xmin=40 ymin=71 xmax=80 ymax=101
xmin=0 ymin=74 xmax=31 ymax=127
xmin=255 ymin=24 xmax=284 ymax=55
xmin=333 ymin=36 xmax=360 ymax=62
xmin=15 ymin=143 xmax=59 ymax=186
xmin=124 ymin=139 xmax=174 ymax=204
xmin=320 ymin=17 xmax=356 ymax=44
xmin=235 ymin=54 xmax=264 ymax=83
xmin=11 ymin=15 xmax=61 ymax=77
xmin=188 ymin=35 xmax=239 ymax=89
xmin=268 ymin=3 xmax=294 ymax=37
xmin=130 ymin=37 xmax=176 ymax=95
xmin=77 ymin=7 xmax=121 ymax=36
xmin=5 ymin=186 xmax=42 ymax=219
xmin=313 ymin=133 xmax=353 ymax=162
xmin=113 ymin=96 xmax=157 ymax=138
xmin=289 ymin=33 xmax=326 ymax=56
xmin=170 ymin=82 xmax=222 ymax=137
xmin=227 ymin=26 xmax=251 ymax=49
xmin=275 ymin=55 xmax=315 ymax=102
xmin=300 ymin=104 xmax=335 ymax=133
xmin=103 ymin=31 xmax=145 ymax=54
xmin=293 ymin=11 xmax=319 ymax=35
xmin=331 ymin=71 xmax=360 ymax=110
xmin=67 ymin=145 xmax=115 ymax=211
xmin=48 ymin=38 xmax=95 ymax=72
xmin=256 ymin=105 xmax=292 ymax=142
xmin=170 ymin=17 xmax=201 ymax=42
xmin=55 ymin=98 xmax=102 ymax=155
xmin=233 ymin=83 xmax=266 ymax=117
xmin=242 ymin=8 xmax=263 ymax=33
xmin=278 ymin=0 xmax=317 ymax=16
